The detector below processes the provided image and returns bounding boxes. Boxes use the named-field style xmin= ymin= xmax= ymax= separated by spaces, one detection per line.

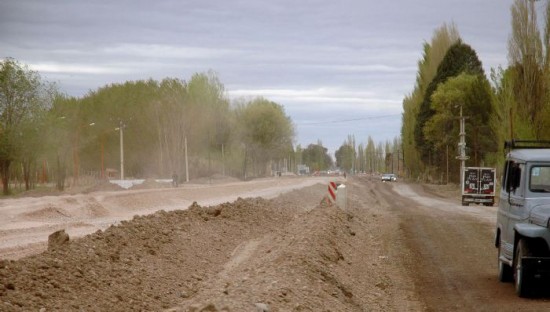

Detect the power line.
xmin=297 ymin=114 xmax=400 ymax=125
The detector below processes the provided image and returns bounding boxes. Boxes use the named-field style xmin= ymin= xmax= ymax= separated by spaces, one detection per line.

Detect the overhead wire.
xmin=296 ymin=114 xmax=401 ymax=125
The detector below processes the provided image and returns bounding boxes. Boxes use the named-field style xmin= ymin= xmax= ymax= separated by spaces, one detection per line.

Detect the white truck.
xmin=461 ymin=167 xmax=496 ymax=206
xmin=495 ymin=140 xmax=550 ymax=297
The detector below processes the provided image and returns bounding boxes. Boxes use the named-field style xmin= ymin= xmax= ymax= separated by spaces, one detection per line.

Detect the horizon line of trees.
xmin=1 ymin=62 xmax=305 ymax=195
xmin=0 ymin=58 xmax=375 ymax=196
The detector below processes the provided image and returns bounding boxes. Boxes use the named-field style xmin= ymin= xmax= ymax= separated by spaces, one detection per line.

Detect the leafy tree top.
xmin=415 ymin=41 xmax=485 ymax=160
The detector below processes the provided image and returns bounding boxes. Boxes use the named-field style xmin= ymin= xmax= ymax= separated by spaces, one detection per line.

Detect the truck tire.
xmin=514 ymin=239 xmax=532 ymax=297
xmin=498 ymin=239 xmax=513 ymax=282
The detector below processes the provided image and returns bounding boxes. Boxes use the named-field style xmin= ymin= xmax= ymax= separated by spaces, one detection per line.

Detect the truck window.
xmin=512 ymin=163 xmax=524 ymax=196
xmin=505 ymin=161 xmax=522 ymax=194
xmin=530 ymin=166 xmax=550 ymax=193
xmin=502 ymin=161 xmax=509 ymax=191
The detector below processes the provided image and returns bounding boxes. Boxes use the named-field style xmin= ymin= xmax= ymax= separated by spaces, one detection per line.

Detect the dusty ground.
xmin=0 ymin=177 xmax=333 ymax=260
xmin=1 ymin=175 xmax=550 ymax=311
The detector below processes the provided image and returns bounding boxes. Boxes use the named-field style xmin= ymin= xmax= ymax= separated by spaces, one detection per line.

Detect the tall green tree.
xmin=365 ymin=136 xmax=376 ymax=173
xmin=401 ymin=23 xmax=460 ymax=179
xmin=425 ymin=73 xmax=497 ymax=181
xmin=335 ymin=135 xmax=357 ymax=173
xmin=302 ymin=142 xmax=332 ymax=172
xmin=415 ymin=41 xmax=485 ymax=172
xmin=236 ymin=97 xmax=294 ymax=178
xmin=507 ymin=0 xmax=548 ymax=139
xmin=335 ymin=144 xmax=354 ymax=173
xmin=151 ymin=78 xmax=188 ymax=177
xmin=0 ymin=58 xmax=54 ymax=194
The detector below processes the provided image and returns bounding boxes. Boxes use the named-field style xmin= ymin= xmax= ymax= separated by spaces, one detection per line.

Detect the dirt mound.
xmin=0 ymin=181 xmax=415 ymax=311
xmin=0 ymin=191 xmax=310 ymax=311
xmin=171 ymin=205 xmax=364 ymax=311
xmin=83 ymin=200 xmax=110 ymax=218
xmin=131 ymin=178 xmax=172 ymax=190
xmin=21 ymin=206 xmax=71 ymax=220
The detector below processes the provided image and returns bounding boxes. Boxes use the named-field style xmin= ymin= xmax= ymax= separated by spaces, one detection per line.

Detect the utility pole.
xmin=456 ymin=105 xmax=469 ymax=188
xmin=222 ymin=143 xmax=225 ymax=177
xmin=116 ymin=121 xmax=125 ymax=180
xmin=185 ymin=136 xmax=189 ymax=182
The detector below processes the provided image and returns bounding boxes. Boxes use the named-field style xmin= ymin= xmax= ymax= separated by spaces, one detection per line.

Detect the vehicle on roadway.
xmin=381 ymin=173 xmax=397 ymax=182
xmin=495 ymin=140 xmax=550 ymax=297
xmin=461 ymin=167 xmax=496 ymax=206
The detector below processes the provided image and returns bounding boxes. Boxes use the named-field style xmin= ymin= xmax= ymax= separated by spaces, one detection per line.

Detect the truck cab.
xmin=495 ymin=140 xmax=550 ymax=297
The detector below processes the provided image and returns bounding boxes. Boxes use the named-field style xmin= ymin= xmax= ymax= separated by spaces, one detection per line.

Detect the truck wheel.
xmin=514 ymin=239 xmax=532 ymax=297
xmin=498 ymin=240 xmax=513 ymax=282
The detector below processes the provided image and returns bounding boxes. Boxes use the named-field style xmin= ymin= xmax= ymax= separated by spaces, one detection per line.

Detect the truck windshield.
xmin=529 ymin=166 xmax=550 ymax=193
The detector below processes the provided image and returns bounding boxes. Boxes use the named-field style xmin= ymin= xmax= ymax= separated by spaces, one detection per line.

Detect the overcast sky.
xmin=1 ymin=0 xmax=520 ymax=154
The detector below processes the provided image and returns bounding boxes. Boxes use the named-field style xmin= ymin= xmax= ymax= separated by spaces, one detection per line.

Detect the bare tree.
xmin=508 ymin=0 xmax=546 ymax=137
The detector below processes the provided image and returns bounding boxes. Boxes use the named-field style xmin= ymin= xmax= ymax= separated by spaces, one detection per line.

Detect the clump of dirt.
xmin=47 ymin=229 xmax=70 ymax=251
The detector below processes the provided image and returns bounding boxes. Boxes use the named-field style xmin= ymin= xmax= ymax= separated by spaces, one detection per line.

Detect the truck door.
xmin=499 ymin=161 xmax=525 ymax=259
xmin=481 ymin=168 xmax=495 ymax=195
xmin=464 ymin=168 xmax=479 ymax=195
xmin=499 ymin=161 xmax=512 ymax=255
xmin=506 ymin=162 xmax=527 ymax=250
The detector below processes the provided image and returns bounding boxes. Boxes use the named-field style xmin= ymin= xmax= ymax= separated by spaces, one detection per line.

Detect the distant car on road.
xmin=381 ymin=173 xmax=397 ymax=182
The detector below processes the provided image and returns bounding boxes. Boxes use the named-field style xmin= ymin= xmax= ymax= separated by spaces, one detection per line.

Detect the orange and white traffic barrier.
xmin=328 ymin=181 xmax=337 ymax=204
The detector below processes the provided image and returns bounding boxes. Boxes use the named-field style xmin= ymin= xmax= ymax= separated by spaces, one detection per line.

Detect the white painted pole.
xmin=222 ymin=143 xmax=225 ymax=177
xmin=119 ymin=121 xmax=124 ymax=180
xmin=185 ymin=136 xmax=189 ymax=182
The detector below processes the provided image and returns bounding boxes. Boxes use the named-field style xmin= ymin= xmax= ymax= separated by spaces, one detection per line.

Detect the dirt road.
xmin=369 ymin=176 xmax=550 ymax=311
xmin=1 ymin=175 xmax=550 ymax=311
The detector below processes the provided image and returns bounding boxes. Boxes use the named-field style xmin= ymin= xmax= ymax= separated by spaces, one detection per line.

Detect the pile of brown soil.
xmin=0 ymin=193 xmax=313 ymax=311
xmin=0 ymin=180 xmax=415 ymax=311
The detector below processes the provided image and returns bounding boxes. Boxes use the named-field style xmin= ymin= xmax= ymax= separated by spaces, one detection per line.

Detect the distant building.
xmin=297 ymin=164 xmax=310 ymax=175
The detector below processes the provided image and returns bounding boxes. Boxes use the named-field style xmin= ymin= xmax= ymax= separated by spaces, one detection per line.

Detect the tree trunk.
xmin=56 ymin=155 xmax=66 ymax=191
xmin=23 ymin=159 xmax=32 ymax=191
xmin=242 ymin=146 xmax=248 ymax=180
xmin=0 ymin=159 xmax=11 ymax=195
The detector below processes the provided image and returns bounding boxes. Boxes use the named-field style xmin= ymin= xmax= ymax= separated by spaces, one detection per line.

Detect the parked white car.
xmin=381 ymin=173 xmax=397 ymax=182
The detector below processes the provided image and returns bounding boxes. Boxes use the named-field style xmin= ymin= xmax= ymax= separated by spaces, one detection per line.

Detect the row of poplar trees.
xmin=0 ymin=62 xmax=295 ymax=195
xmin=402 ymin=0 xmax=550 ymax=183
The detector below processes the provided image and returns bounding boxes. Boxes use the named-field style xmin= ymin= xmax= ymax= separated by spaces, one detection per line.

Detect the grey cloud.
xmin=1 ymin=0 xmax=516 ymax=153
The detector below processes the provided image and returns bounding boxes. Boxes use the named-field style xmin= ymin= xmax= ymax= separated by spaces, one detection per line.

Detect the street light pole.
xmin=116 ymin=121 xmax=125 ymax=180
